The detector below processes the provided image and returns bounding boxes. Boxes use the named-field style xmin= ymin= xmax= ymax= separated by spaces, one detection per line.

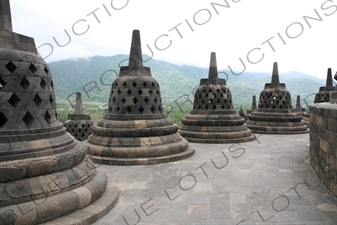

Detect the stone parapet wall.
xmin=309 ymin=102 xmax=337 ymax=196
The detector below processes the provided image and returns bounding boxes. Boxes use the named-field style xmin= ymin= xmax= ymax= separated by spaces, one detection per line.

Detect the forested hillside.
xmin=49 ymin=55 xmax=326 ymax=123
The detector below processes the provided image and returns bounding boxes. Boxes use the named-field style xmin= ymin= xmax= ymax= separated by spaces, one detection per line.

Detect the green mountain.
xmin=49 ymin=54 xmax=325 ymax=112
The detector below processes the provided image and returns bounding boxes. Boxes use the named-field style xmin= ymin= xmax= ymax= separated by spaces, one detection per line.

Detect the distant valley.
xmin=49 ymin=54 xmax=326 ymax=113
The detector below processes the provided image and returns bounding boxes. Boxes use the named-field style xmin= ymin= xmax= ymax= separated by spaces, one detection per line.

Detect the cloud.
xmin=9 ymin=0 xmax=337 ymax=78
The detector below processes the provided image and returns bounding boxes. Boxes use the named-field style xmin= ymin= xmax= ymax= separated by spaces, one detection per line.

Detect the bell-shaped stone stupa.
xmin=246 ymin=62 xmax=308 ymax=134
xmin=239 ymin=106 xmax=245 ymax=120
xmin=64 ymin=92 xmax=94 ymax=141
xmin=314 ymin=68 xmax=334 ymax=103
xmin=295 ymin=95 xmax=309 ymax=128
xmin=86 ymin=30 xmax=195 ymax=165
xmin=178 ymin=52 xmax=255 ymax=143
xmin=0 ymin=1 xmax=118 ymax=224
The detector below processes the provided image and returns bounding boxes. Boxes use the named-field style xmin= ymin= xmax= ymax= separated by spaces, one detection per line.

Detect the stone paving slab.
xmin=93 ymin=134 xmax=337 ymax=225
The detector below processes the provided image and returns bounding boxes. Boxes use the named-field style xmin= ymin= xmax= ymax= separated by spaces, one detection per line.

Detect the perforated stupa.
xmin=0 ymin=1 xmax=118 ymax=223
xmin=246 ymin=62 xmax=308 ymax=134
xmin=86 ymin=30 xmax=195 ymax=165
xmin=64 ymin=92 xmax=94 ymax=141
xmin=314 ymin=68 xmax=334 ymax=103
xmin=178 ymin=52 xmax=255 ymax=143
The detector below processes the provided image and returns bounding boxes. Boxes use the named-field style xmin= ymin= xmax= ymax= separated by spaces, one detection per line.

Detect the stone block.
xmin=330 ymin=181 xmax=337 ymax=196
xmin=327 ymin=130 xmax=335 ymax=144
xmin=328 ymin=107 xmax=337 ymax=119
xmin=329 ymin=91 xmax=337 ymax=104
xmin=328 ymin=118 xmax=337 ymax=132
xmin=317 ymin=107 xmax=329 ymax=117
xmin=320 ymin=139 xmax=329 ymax=152
xmin=318 ymin=116 xmax=328 ymax=129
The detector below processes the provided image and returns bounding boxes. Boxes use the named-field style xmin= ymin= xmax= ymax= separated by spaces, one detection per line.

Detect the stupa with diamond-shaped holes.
xmin=0 ymin=1 xmax=118 ymax=224
xmin=246 ymin=62 xmax=308 ymax=134
xmin=64 ymin=92 xmax=94 ymax=141
xmin=314 ymin=68 xmax=335 ymax=103
xmin=86 ymin=30 xmax=195 ymax=165
xmin=178 ymin=52 xmax=255 ymax=143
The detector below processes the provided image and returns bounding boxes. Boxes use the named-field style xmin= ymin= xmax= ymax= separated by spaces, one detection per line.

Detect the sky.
xmin=9 ymin=0 xmax=337 ymax=79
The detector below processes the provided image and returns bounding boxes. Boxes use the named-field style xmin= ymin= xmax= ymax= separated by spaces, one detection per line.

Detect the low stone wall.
xmin=309 ymin=102 xmax=337 ymax=196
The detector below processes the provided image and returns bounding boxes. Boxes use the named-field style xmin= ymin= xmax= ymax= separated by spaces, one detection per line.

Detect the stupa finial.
xmin=271 ymin=62 xmax=280 ymax=85
xmin=208 ymin=52 xmax=218 ymax=82
xmin=74 ymin=92 xmax=83 ymax=114
xmin=252 ymin=95 xmax=256 ymax=110
xmin=295 ymin=95 xmax=302 ymax=113
xmin=129 ymin=29 xmax=143 ymax=70
xmin=326 ymin=68 xmax=333 ymax=87
xmin=0 ymin=0 xmax=36 ymax=54
xmin=0 ymin=0 xmax=12 ymax=31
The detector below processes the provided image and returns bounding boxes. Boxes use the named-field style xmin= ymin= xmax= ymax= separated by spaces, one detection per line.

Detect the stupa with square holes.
xmin=178 ymin=52 xmax=255 ymax=143
xmin=246 ymin=62 xmax=308 ymax=134
xmin=0 ymin=1 xmax=118 ymax=224
xmin=85 ymin=30 xmax=195 ymax=165
xmin=314 ymin=68 xmax=334 ymax=103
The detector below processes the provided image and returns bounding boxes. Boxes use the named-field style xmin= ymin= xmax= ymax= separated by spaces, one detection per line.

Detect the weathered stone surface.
xmin=86 ymin=30 xmax=194 ymax=165
xmin=310 ymin=102 xmax=337 ymax=196
xmin=0 ymin=2 xmax=118 ymax=223
xmin=246 ymin=62 xmax=308 ymax=134
xmin=330 ymin=91 xmax=337 ymax=104
xmin=179 ymin=52 xmax=255 ymax=143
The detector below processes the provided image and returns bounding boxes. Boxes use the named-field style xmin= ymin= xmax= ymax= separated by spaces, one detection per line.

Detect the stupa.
xmin=314 ymin=68 xmax=334 ymax=103
xmin=246 ymin=95 xmax=257 ymax=115
xmin=239 ymin=106 xmax=245 ymax=120
xmin=0 ymin=1 xmax=118 ymax=224
xmin=295 ymin=95 xmax=302 ymax=114
xmin=64 ymin=92 xmax=94 ymax=141
xmin=178 ymin=52 xmax=255 ymax=143
xmin=246 ymin=62 xmax=308 ymax=134
xmin=295 ymin=95 xmax=309 ymax=128
xmin=86 ymin=30 xmax=194 ymax=165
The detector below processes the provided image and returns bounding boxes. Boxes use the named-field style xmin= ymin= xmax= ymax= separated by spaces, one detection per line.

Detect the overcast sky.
xmin=9 ymin=0 xmax=337 ymax=79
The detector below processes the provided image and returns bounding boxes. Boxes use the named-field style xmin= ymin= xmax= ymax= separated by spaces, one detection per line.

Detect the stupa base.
xmin=178 ymin=129 xmax=256 ymax=143
xmin=89 ymin=147 xmax=195 ymax=165
xmin=181 ymin=135 xmax=256 ymax=144
xmin=247 ymin=110 xmax=309 ymax=134
xmin=0 ymin=171 xmax=119 ymax=225
xmin=86 ymin=129 xmax=195 ymax=165
xmin=42 ymin=173 xmax=119 ymax=225
xmin=247 ymin=124 xmax=309 ymax=134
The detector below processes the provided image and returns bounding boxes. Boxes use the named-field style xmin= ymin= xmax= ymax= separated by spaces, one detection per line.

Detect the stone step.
xmin=42 ymin=172 xmax=119 ymax=225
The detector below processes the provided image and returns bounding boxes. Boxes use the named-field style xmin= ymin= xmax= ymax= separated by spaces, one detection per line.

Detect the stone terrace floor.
xmin=93 ymin=133 xmax=337 ymax=225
